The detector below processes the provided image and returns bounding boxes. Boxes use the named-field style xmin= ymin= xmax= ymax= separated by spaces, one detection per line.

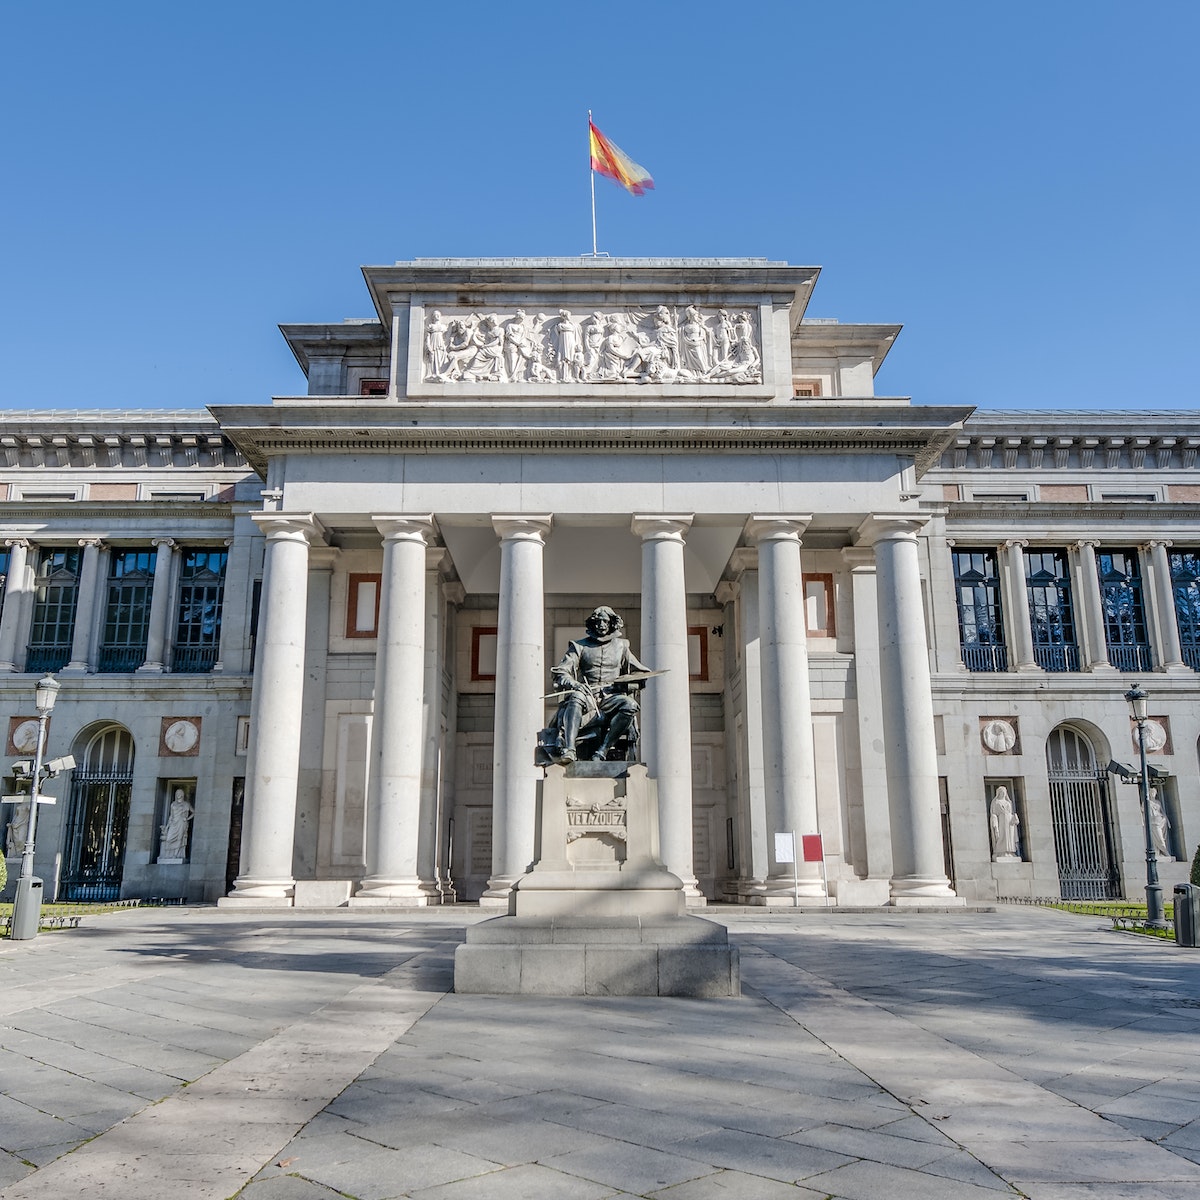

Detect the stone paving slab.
xmin=0 ymin=906 xmax=1197 ymax=1199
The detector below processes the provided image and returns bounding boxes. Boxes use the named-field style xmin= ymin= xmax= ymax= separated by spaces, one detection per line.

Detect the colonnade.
xmin=0 ymin=535 xmax=236 ymax=675
xmin=227 ymin=511 xmax=958 ymax=907
xmin=962 ymin=537 xmax=1190 ymax=674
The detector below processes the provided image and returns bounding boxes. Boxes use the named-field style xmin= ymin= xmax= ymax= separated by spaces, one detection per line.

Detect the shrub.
xmin=1191 ymin=843 xmax=1200 ymax=887
xmin=0 ymin=852 xmax=6 ymax=894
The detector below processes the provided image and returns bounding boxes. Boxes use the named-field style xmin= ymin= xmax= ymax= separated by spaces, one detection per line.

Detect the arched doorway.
xmin=1046 ymin=724 xmax=1120 ymax=899
xmin=60 ymin=725 xmax=134 ymax=901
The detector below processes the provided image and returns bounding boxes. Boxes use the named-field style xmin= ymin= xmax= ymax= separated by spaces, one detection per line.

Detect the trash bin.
xmin=10 ymin=876 xmax=44 ymax=940
xmin=1174 ymin=883 xmax=1200 ymax=948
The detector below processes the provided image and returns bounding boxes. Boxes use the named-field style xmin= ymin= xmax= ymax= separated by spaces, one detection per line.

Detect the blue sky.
xmin=2 ymin=1 xmax=1196 ymax=412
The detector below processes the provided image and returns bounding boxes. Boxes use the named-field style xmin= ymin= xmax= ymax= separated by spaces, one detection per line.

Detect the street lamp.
xmin=10 ymin=674 xmax=60 ymax=941
xmin=1124 ymin=683 xmax=1167 ymax=930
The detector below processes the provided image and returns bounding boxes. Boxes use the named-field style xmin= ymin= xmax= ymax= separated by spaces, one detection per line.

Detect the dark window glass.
xmin=1169 ymin=550 xmax=1200 ymax=671
xmin=0 ymin=546 xmax=9 ymax=624
xmin=952 ymin=549 xmax=1008 ymax=671
xmin=98 ymin=548 xmax=155 ymax=672
xmin=172 ymin=548 xmax=228 ymax=672
xmin=1025 ymin=549 xmax=1079 ymax=671
xmin=1098 ymin=549 xmax=1152 ymax=672
xmin=27 ymin=547 xmax=80 ymax=672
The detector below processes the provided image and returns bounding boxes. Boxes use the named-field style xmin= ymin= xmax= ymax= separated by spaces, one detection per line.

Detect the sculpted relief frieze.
xmin=422 ymin=305 xmax=762 ymax=385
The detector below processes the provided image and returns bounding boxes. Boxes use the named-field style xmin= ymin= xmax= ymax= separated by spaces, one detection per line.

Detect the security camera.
xmin=10 ymin=760 xmax=32 ymax=777
xmin=45 ymin=755 xmax=76 ymax=775
xmin=1106 ymin=760 xmax=1139 ymax=782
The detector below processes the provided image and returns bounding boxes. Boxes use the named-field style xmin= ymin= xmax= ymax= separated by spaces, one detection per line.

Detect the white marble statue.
xmin=5 ymin=799 xmax=30 ymax=858
xmin=989 ymin=786 xmax=1020 ymax=860
xmin=159 ymin=789 xmax=194 ymax=861
xmin=679 ymin=305 xmax=714 ymax=377
xmin=551 ymin=310 xmax=585 ymax=382
xmin=424 ymin=310 xmax=449 ymax=379
xmin=1148 ymin=787 xmax=1171 ymax=857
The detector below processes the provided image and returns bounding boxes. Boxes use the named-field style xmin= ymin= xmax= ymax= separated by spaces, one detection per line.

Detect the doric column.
xmin=632 ymin=515 xmax=700 ymax=900
xmin=746 ymin=516 xmax=825 ymax=901
xmin=62 ymin=537 xmax=104 ymax=674
xmin=356 ymin=517 xmax=438 ymax=902
xmin=484 ymin=516 xmax=552 ymax=904
xmin=0 ymin=539 xmax=31 ymax=672
xmin=842 ymin=546 xmax=893 ymax=886
xmin=1001 ymin=538 xmax=1040 ymax=672
xmin=1144 ymin=540 xmax=1187 ymax=671
xmin=137 ymin=537 xmax=177 ymax=673
xmin=225 ymin=514 xmax=324 ymax=903
xmin=1071 ymin=539 xmax=1114 ymax=671
xmin=858 ymin=515 xmax=958 ymax=905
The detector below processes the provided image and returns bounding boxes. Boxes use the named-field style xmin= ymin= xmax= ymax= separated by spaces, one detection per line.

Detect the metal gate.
xmin=1046 ymin=726 xmax=1120 ymax=899
xmin=60 ymin=726 xmax=134 ymax=901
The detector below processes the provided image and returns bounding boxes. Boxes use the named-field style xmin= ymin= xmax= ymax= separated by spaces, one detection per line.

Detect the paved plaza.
xmin=0 ymin=906 xmax=1198 ymax=1200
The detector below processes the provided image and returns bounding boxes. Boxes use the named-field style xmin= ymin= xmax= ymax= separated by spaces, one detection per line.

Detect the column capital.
xmin=856 ymin=513 xmax=929 ymax=547
xmin=745 ymin=514 xmax=811 ymax=545
xmin=492 ymin=515 xmax=552 ymax=544
xmin=714 ymin=580 xmax=739 ymax=605
xmin=372 ymin=514 xmax=437 ymax=545
xmin=77 ymin=536 xmax=105 ymax=550
xmin=1072 ymin=538 xmax=1101 ymax=551
xmin=1002 ymin=538 xmax=1029 ymax=551
xmin=1143 ymin=538 xmax=1172 ymax=551
xmin=4 ymin=538 xmax=30 ymax=550
xmin=251 ymin=512 xmax=327 ymax=546
xmin=728 ymin=546 xmax=758 ymax=575
xmin=151 ymin=537 xmax=177 ymax=550
xmin=442 ymin=580 xmax=466 ymax=605
xmin=841 ymin=546 xmax=876 ymax=572
xmin=632 ymin=514 xmax=693 ymax=542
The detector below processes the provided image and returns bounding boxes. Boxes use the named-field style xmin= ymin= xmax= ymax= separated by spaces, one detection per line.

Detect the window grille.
xmin=1169 ymin=550 xmax=1200 ymax=672
xmin=1098 ymin=549 xmax=1152 ymax=672
xmin=952 ymin=549 xmax=1008 ymax=671
xmin=98 ymin=548 xmax=155 ymax=672
xmin=27 ymin=547 xmax=80 ymax=672
xmin=1025 ymin=549 xmax=1079 ymax=671
xmin=172 ymin=548 xmax=227 ymax=672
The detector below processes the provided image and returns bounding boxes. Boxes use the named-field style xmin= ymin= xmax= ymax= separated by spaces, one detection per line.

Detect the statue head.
xmin=586 ymin=606 xmax=622 ymax=638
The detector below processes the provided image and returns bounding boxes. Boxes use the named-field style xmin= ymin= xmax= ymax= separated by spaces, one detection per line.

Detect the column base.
xmin=60 ymin=662 xmax=89 ymax=675
xmin=222 ymin=876 xmax=296 ymax=903
xmin=755 ymin=873 xmax=830 ymax=905
xmin=1162 ymin=662 xmax=1194 ymax=676
xmin=889 ymin=875 xmax=964 ymax=906
xmin=136 ymin=662 xmax=165 ymax=674
xmin=218 ymin=894 xmax=294 ymax=908
xmin=1014 ymin=662 xmax=1045 ymax=674
xmin=350 ymin=878 xmax=441 ymax=907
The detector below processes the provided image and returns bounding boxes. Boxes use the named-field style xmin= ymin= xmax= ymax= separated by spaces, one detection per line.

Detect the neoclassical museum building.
xmin=1 ymin=258 xmax=1197 ymax=908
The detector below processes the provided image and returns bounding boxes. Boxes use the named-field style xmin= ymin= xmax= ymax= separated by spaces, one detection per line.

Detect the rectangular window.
xmin=804 ymin=573 xmax=835 ymax=636
xmin=1025 ymin=549 xmax=1079 ymax=671
xmin=360 ymin=379 xmax=389 ymax=396
xmin=0 ymin=545 xmax=9 ymax=624
xmin=1098 ymin=549 xmax=1152 ymax=672
xmin=27 ymin=547 xmax=80 ymax=672
xmin=1169 ymin=550 xmax=1200 ymax=672
xmin=172 ymin=548 xmax=228 ymax=673
xmin=98 ymin=548 xmax=155 ymax=672
xmin=346 ymin=574 xmax=382 ymax=638
xmin=952 ymin=549 xmax=1008 ymax=671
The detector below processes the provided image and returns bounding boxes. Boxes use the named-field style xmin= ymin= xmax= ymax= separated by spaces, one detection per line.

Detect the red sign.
xmin=801 ymin=834 xmax=824 ymax=863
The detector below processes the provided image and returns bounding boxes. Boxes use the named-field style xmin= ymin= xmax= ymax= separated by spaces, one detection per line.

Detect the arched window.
xmin=1046 ymin=725 xmax=1120 ymax=899
xmin=61 ymin=725 xmax=134 ymax=901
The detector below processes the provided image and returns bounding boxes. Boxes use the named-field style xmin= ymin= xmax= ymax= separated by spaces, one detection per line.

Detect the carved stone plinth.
xmin=454 ymin=762 xmax=739 ymax=997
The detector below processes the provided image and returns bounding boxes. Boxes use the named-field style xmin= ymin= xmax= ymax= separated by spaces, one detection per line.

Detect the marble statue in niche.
xmin=158 ymin=788 xmax=195 ymax=862
xmin=989 ymin=785 xmax=1021 ymax=861
xmin=1148 ymin=787 xmax=1171 ymax=857
xmin=4 ymin=799 xmax=30 ymax=858
xmin=421 ymin=304 xmax=763 ymax=385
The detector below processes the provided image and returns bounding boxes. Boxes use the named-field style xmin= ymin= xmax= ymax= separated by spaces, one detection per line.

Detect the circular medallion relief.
xmin=1138 ymin=719 xmax=1168 ymax=753
xmin=164 ymin=719 xmax=199 ymax=754
xmin=981 ymin=719 xmax=1018 ymax=754
xmin=11 ymin=719 xmax=40 ymax=754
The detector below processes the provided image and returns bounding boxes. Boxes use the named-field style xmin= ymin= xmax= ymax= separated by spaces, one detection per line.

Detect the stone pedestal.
xmin=455 ymin=763 xmax=738 ymax=997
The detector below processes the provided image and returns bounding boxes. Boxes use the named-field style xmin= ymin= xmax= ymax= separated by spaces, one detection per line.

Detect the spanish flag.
xmin=589 ymin=120 xmax=654 ymax=196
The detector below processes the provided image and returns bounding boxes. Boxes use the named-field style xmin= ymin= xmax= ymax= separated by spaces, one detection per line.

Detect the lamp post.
xmin=10 ymin=674 xmax=60 ymax=941
xmin=1124 ymin=684 xmax=1166 ymax=930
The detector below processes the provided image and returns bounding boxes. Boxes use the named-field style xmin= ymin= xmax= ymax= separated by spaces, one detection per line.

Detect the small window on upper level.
xmin=1098 ymin=491 xmax=1158 ymax=502
xmin=11 ymin=487 xmax=81 ymax=502
xmin=968 ymin=491 xmax=1029 ymax=502
xmin=792 ymin=379 xmax=822 ymax=398
xmin=146 ymin=489 xmax=209 ymax=502
xmin=360 ymin=379 xmax=389 ymax=397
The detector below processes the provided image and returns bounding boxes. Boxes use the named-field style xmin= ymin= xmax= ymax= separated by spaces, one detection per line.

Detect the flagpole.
xmin=589 ymin=110 xmax=599 ymax=256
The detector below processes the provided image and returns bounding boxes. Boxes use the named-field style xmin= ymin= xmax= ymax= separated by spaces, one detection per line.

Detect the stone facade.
xmin=0 ymin=258 xmax=1196 ymax=907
